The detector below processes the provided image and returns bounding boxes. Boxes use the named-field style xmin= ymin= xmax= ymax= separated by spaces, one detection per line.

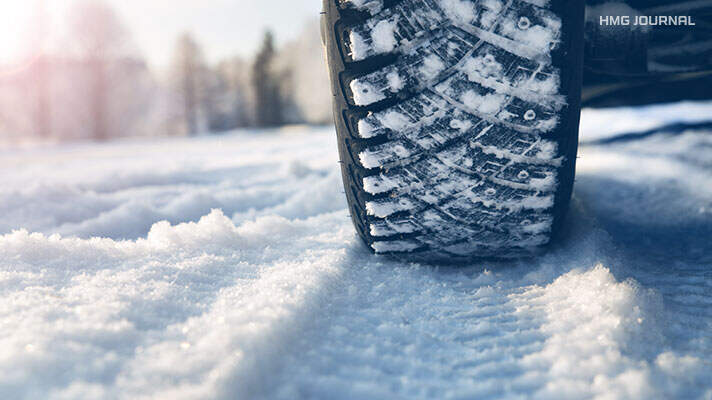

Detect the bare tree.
xmin=172 ymin=33 xmax=206 ymax=136
xmin=276 ymin=20 xmax=333 ymax=125
xmin=29 ymin=1 xmax=52 ymax=138
xmin=32 ymin=56 xmax=51 ymax=138
xmin=202 ymin=63 xmax=246 ymax=132
xmin=69 ymin=0 xmax=130 ymax=141
xmin=252 ymin=31 xmax=283 ymax=127
xmin=217 ymin=57 xmax=252 ymax=128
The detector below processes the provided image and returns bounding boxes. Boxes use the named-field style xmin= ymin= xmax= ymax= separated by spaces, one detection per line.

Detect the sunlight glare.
xmin=0 ymin=0 xmax=65 ymax=65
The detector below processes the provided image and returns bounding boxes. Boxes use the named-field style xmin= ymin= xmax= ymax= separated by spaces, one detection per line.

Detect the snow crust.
xmin=1 ymin=103 xmax=712 ymax=399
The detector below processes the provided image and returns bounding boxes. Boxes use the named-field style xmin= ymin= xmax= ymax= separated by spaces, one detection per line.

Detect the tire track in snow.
xmin=273 ymin=217 xmax=711 ymax=399
xmin=573 ymin=130 xmax=712 ymax=398
xmin=115 ymin=214 xmax=351 ymax=400
xmin=271 ymin=126 xmax=712 ymax=398
xmin=1 ymin=115 xmax=711 ymax=398
xmin=0 ymin=210 xmax=353 ymax=399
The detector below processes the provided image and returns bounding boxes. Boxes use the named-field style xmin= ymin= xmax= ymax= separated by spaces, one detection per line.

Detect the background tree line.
xmin=0 ymin=1 xmax=332 ymax=143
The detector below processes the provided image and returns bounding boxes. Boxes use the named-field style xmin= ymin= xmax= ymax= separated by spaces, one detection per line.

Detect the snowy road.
xmin=1 ymin=103 xmax=711 ymax=399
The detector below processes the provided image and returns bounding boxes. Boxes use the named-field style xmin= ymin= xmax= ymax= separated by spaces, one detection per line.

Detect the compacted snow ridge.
xmin=1 ymin=102 xmax=712 ymax=398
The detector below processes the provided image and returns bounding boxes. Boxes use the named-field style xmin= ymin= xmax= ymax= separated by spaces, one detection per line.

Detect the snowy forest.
xmin=0 ymin=1 xmax=332 ymax=143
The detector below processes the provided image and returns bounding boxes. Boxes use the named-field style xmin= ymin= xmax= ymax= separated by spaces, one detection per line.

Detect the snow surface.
xmin=1 ymin=104 xmax=712 ymax=399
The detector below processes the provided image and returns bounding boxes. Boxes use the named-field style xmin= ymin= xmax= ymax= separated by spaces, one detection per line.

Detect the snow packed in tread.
xmin=339 ymin=0 xmax=566 ymax=256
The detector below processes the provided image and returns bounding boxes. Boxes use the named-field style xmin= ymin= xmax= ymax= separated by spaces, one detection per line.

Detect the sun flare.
xmin=0 ymin=1 xmax=65 ymax=65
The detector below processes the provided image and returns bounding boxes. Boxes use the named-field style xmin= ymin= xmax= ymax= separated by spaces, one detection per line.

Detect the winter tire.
xmin=322 ymin=0 xmax=584 ymax=261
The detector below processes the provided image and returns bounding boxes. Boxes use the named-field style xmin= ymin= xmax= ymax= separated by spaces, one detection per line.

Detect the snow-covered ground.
xmin=1 ymin=104 xmax=711 ymax=399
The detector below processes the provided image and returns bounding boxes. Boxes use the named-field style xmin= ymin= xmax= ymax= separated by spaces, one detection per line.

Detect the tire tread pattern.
xmin=324 ymin=0 xmax=583 ymax=260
